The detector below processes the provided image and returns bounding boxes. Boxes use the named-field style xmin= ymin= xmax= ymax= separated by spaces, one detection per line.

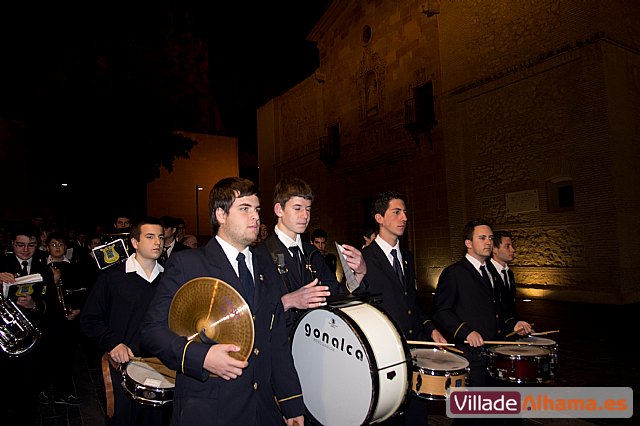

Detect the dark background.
xmin=0 ymin=1 xmax=329 ymax=229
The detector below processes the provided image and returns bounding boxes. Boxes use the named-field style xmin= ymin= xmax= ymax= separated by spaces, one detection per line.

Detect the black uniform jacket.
xmin=432 ymin=257 xmax=511 ymax=367
xmin=256 ymin=234 xmax=345 ymax=331
xmin=355 ymin=241 xmax=436 ymax=341
xmin=140 ymin=237 xmax=304 ymax=425
xmin=486 ymin=260 xmax=518 ymax=330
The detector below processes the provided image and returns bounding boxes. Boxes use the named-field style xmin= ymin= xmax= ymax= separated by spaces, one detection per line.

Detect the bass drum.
xmin=291 ymin=301 xmax=409 ymax=426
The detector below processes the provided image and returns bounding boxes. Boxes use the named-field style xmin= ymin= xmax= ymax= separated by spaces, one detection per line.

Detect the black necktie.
xmin=21 ymin=260 xmax=29 ymax=276
xmin=236 ymin=252 xmax=254 ymax=306
xmin=289 ymin=246 xmax=305 ymax=278
xmin=501 ymin=268 xmax=509 ymax=289
xmin=159 ymin=247 xmax=168 ymax=265
xmin=480 ymin=265 xmax=492 ymax=290
xmin=391 ymin=249 xmax=404 ymax=284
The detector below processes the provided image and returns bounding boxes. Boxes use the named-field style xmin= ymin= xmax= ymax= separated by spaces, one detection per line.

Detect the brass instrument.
xmin=50 ymin=261 xmax=70 ymax=315
xmin=0 ymin=295 xmax=41 ymax=356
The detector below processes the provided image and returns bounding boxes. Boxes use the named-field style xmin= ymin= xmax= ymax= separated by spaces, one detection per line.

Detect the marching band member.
xmin=355 ymin=191 xmax=446 ymax=425
xmin=141 ymin=177 xmax=305 ymax=426
xmin=80 ymin=217 xmax=168 ymax=426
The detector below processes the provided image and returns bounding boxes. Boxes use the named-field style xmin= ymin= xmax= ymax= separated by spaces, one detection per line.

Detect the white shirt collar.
xmin=16 ymin=256 xmax=32 ymax=268
xmin=47 ymin=255 xmax=70 ymax=264
xmin=374 ymin=235 xmax=402 ymax=265
xmin=125 ymin=253 xmax=163 ymax=282
xmin=274 ymin=225 xmax=302 ymax=252
xmin=465 ymin=253 xmax=486 ymax=273
xmin=215 ymin=236 xmax=254 ymax=276
xmin=490 ymin=258 xmax=508 ymax=273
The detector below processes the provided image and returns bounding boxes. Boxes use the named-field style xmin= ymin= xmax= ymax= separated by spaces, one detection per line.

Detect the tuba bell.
xmin=0 ymin=295 xmax=41 ymax=357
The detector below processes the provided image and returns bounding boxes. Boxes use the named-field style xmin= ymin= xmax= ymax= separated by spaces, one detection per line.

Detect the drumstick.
xmin=131 ymin=356 xmax=164 ymax=365
xmin=406 ymin=340 xmax=456 ymax=347
xmin=506 ymin=323 xmax=534 ymax=338
xmin=530 ymin=330 xmax=559 ymax=336
xmin=444 ymin=346 xmax=465 ymax=354
xmin=464 ymin=340 xmax=532 ymax=345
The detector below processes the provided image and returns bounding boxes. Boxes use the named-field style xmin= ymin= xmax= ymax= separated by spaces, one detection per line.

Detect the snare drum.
xmin=516 ymin=336 xmax=558 ymax=377
xmin=291 ymin=302 xmax=409 ymax=425
xmin=410 ymin=348 xmax=468 ymax=400
xmin=121 ymin=358 xmax=176 ymax=406
xmin=487 ymin=345 xmax=552 ymax=384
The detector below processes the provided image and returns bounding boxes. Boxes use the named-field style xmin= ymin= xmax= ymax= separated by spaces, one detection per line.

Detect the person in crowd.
xmin=158 ymin=215 xmax=189 ymax=265
xmin=431 ymin=219 xmax=532 ymax=425
xmin=258 ymin=223 xmax=269 ymax=242
xmin=361 ymin=225 xmax=377 ymax=249
xmin=65 ymin=226 xmax=88 ymax=263
xmin=141 ymin=177 xmax=305 ymax=425
xmin=0 ymin=224 xmax=57 ymax=423
xmin=256 ymin=177 xmax=366 ymax=332
xmin=310 ymin=228 xmax=338 ymax=278
xmin=37 ymin=232 xmax=85 ymax=406
xmin=103 ymin=213 xmax=134 ymax=254
xmin=180 ymin=234 xmax=198 ymax=249
xmin=250 ymin=223 xmax=270 ymax=248
xmin=355 ymin=191 xmax=447 ymax=425
xmin=175 ymin=217 xmax=187 ymax=243
xmin=80 ymin=217 xmax=169 ymax=426
xmin=113 ymin=215 xmax=132 ymax=232
xmin=486 ymin=230 xmax=530 ymax=327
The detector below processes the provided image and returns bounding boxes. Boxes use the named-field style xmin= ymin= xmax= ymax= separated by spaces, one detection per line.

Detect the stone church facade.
xmin=257 ymin=0 xmax=640 ymax=304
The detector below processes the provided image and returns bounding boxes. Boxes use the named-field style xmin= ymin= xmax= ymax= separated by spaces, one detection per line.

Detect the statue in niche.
xmin=365 ymin=70 xmax=379 ymax=117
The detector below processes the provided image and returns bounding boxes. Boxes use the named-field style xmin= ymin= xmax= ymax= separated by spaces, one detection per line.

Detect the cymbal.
xmin=169 ymin=277 xmax=254 ymax=362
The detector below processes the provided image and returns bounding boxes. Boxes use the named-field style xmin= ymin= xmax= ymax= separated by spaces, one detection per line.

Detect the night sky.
xmin=0 ymin=1 xmax=329 ymax=227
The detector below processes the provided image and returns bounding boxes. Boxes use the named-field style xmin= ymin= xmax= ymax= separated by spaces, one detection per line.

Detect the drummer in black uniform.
xmin=256 ymin=177 xmax=366 ymax=333
xmin=355 ymin=191 xmax=447 ymax=425
xmin=80 ymin=217 xmax=168 ymax=426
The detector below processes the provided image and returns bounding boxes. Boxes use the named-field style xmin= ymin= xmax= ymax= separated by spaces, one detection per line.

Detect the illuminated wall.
xmin=147 ymin=132 xmax=238 ymax=237
xmin=258 ymin=0 xmax=640 ymax=304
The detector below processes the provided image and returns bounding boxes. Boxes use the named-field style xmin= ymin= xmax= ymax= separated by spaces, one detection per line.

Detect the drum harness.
xmin=264 ymin=237 xmax=321 ymax=329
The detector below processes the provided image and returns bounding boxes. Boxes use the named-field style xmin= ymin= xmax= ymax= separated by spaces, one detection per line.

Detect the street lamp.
xmin=195 ymin=185 xmax=203 ymax=237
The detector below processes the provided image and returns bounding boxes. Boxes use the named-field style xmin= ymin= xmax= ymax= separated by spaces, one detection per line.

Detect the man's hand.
xmin=465 ymin=331 xmax=484 ymax=347
xmin=109 ymin=343 xmax=134 ymax=364
xmin=66 ymin=308 xmax=81 ymax=320
xmin=281 ymin=279 xmax=330 ymax=311
xmin=341 ymin=244 xmax=367 ymax=283
xmin=203 ymin=344 xmax=248 ymax=380
xmin=286 ymin=415 xmax=304 ymax=425
xmin=513 ymin=321 xmax=533 ymax=336
xmin=431 ymin=328 xmax=448 ymax=344
xmin=0 ymin=272 xmax=16 ymax=283
xmin=16 ymin=295 xmax=36 ymax=310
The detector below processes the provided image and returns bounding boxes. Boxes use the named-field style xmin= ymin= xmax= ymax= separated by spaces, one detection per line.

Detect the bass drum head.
xmin=291 ymin=303 xmax=408 ymax=425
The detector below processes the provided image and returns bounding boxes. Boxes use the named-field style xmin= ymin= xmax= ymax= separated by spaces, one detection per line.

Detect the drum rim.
xmin=123 ymin=359 xmax=176 ymax=389
xmin=340 ymin=302 xmax=413 ymax=423
xmin=489 ymin=345 xmax=551 ymax=357
xmin=410 ymin=347 xmax=470 ymax=370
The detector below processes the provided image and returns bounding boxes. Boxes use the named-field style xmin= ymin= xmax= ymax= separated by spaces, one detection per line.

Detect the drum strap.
xmin=265 ymin=237 xmax=294 ymax=293
xmin=101 ymin=352 xmax=115 ymax=418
